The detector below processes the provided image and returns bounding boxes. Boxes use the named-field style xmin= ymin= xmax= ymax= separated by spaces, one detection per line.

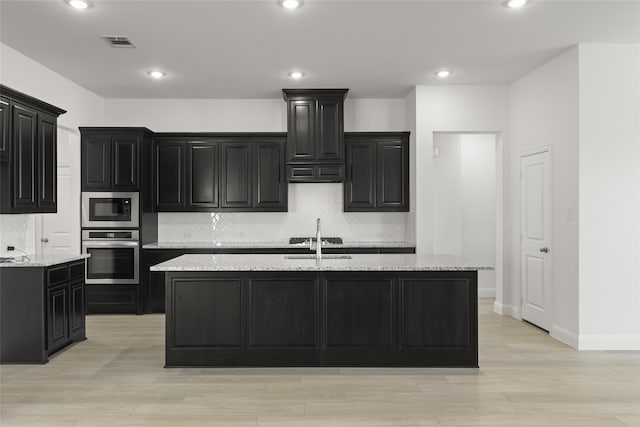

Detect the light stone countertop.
xmin=142 ymin=241 xmax=416 ymax=249
xmin=0 ymin=254 xmax=90 ymax=268
xmin=150 ymin=253 xmax=493 ymax=272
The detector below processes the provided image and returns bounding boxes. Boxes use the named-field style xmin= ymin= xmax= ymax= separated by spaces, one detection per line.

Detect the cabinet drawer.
xmin=47 ymin=265 xmax=68 ymax=286
xmin=69 ymin=261 xmax=85 ymax=281
xmin=287 ymin=164 xmax=344 ymax=183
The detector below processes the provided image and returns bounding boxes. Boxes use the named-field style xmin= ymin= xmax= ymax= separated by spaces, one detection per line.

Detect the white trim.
xmin=520 ymin=144 xmax=553 ymax=158
xmin=478 ymin=288 xmax=496 ymax=298
xmin=550 ymin=324 xmax=579 ymax=349
xmin=493 ymin=301 xmax=519 ymax=318
xmin=578 ymin=335 xmax=640 ymax=351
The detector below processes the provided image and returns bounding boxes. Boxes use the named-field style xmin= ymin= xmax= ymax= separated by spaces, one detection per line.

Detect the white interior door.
xmin=40 ymin=128 xmax=80 ymax=256
xmin=520 ymin=149 xmax=552 ymax=330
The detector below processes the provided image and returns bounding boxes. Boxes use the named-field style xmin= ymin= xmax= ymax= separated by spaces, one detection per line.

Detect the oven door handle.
xmin=82 ymin=241 xmax=139 ymax=247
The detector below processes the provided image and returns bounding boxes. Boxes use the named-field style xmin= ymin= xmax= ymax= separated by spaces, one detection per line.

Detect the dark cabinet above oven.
xmin=80 ymin=127 xmax=153 ymax=191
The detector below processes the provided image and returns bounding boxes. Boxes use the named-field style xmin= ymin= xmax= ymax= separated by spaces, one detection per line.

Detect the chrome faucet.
xmin=315 ymin=218 xmax=322 ymax=261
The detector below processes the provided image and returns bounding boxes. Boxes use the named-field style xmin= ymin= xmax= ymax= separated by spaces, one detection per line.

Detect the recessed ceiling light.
xmin=66 ymin=0 xmax=91 ymax=9
xmin=147 ymin=70 xmax=167 ymax=79
xmin=503 ymin=0 xmax=530 ymax=8
xmin=288 ymin=71 xmax=305 ymax=79
xmin=279 ymin=0 xmax=303 ymax=9
xmin=435 ymin=70 xmax=452 ymax=78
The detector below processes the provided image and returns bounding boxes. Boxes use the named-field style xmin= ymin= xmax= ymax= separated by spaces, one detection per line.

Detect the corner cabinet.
xmin=0 ymin=259 xmax=86 ymax=364
xmin=344 ymin=132 xmax=410 ymax=212
xmin=283 ymin=89 xmax=348 ymax=182
xmin=80 ymin=128 xmax=154 ymax=191
xmin=0 ymin=85 xmax=66 ymax=214
xmin=154 ymin=134 xmax=287 ymax=212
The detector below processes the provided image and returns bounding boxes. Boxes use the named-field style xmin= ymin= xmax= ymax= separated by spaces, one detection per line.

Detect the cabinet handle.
xmin=41 ymin=238 xmax=49 ymax=243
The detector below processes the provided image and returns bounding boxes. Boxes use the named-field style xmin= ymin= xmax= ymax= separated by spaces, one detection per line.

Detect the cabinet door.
xmin=12 ymin=103 xmax=38 ymax=210
xmin=287 ymin=99 xmax=316 ymax=162
xmin=82 ymin=135 xmax=111 ymax=190
xmin=344 ymin=142 xmax=375 ymax=210
xmin=155 ymin=141 xmax=185 ymax=210
xmin=0 ymin=96 xmax=9 ymax=162
xmin=69 ymin=280 xmax=85 ymax=340
xmin=377 ymin=141 xmax=408 ymax=211
xmin=47 ymin=283 xmax=69 ymax=354
xmin=220 ymin=142 xmax=252 ymax=208
xmin=38 ymin=113 xmax=57 ymax=212
xmin=254 ymin=141 xmax=286 ymax=210
xmin=112 ymin=136 xmax=139 ymax=189
xmin=187 ymin=141 xmax=219 ymax=209
xmin=316 ymin=97 xmax=344 ymax=162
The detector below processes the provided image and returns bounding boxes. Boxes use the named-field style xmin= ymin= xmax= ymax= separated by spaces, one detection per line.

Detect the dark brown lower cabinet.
xmin=164 ymin=270 xmax=477 ymax=367
xmin=0 ymin=259 xmax=86 ymax=363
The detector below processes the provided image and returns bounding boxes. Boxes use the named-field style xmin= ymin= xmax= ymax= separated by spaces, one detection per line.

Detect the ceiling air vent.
xmin=101 ymin=36 xmax=136 ymax=48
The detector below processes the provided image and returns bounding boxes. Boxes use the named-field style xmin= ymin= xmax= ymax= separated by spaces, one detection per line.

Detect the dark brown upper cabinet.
xmin=0 ymin=85 xmax=66 ymax=214
xmin=80 ymin=128 xmax=152 ymax=191
xmin=344 ymin=132 xmax=410 ymax=212
xmin=153 ymin=134 xmax=287 ymax=212
xmin=283 ymin=89 xmax=348 ymax=182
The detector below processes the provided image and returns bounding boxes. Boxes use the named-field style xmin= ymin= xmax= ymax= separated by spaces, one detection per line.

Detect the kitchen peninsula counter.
xmin=143 ymin=241 xmax=416 ymax=251
xmin=155 ymin=254 xmax=481 ymax=368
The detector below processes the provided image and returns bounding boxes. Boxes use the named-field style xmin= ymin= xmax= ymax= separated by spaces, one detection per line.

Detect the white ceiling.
xmin=1 ymin=0 xmax=639 ymax=99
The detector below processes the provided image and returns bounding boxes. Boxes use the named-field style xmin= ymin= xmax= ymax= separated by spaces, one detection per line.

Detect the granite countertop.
xmin=0 ymin=254 xmax=90 ymax=268
xmin=150 ymin=253 xmax=493 ymax=272
xmin=142 ymin=241 xmax=416 ymax=249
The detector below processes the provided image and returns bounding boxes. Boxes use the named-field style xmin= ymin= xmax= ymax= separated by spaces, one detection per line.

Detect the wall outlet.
xmin=6 ymin=246 xmax=15 ymax=251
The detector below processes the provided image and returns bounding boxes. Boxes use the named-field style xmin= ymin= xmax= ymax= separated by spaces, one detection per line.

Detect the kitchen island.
xmin=151 ymin=254 xmax=487 ymax=368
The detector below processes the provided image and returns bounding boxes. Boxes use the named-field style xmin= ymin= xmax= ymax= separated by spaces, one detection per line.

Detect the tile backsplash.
xmin=0 ymin=214 xmax=36 ymax=257
xmin=159 ymin=183 xmax=409 ymax=243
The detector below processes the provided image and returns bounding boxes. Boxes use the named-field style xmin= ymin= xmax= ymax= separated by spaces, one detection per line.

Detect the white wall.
xmin=510 ymin=47 xmax=580 ymax=347
xmin=404 ymin=89 xmax=417 ymax=244
xmin=104 ymin=97 xmax=406 ymax=133
xmin=433 ymin=133 xmax=497 ymax=297
xmin=413 ymin=85 xmax=509 ymax=308
xmin=0 ymin=43 xmax=104 ymax=256
xmin=578 ymin=44 xmax=640 ymax=350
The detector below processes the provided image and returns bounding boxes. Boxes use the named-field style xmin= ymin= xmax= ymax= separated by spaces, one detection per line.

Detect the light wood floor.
xmin=1 ymin=299 xmax=639 ymax=426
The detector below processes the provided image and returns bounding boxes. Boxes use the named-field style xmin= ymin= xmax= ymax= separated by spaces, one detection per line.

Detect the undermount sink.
xmin=284 ymin=255 xmax=352 ymax=260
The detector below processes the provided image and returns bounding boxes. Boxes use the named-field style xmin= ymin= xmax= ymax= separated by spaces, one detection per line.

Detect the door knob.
xmin=41 ymin=238 xmax=49 ymax=243
xmin=539 ymin=247 xmax=549 ymax=253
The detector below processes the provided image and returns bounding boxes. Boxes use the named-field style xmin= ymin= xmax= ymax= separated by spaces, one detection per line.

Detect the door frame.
xmin=518 ymin=145 xmax=553 ymax=324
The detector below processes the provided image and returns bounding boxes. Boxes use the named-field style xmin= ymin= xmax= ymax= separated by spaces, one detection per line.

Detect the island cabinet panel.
xmin=248 ymin=277 xmax=318 ymax=347
xmin=164 ymin=270 xmax=477 ymax=367
xmin=400 ymin=278 xmax=472 ymax=348
xmin=171 ymin=278 xmax=242 ymax=347
xmin=324 ymin=277 xmax=394 ymax=348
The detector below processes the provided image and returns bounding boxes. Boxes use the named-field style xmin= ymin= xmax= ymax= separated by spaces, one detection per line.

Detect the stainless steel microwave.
xmin=81 ymin=192 xmax=139 ymax=228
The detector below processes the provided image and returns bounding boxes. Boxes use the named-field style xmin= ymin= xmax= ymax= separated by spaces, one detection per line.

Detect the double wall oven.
xmin=81 ymin=192 xmax=140 ymax=286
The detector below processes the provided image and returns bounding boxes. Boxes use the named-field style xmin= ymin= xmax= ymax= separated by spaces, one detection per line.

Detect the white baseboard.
xmin=493 ymin=301 xmax=519 ymax=318
xmin=578 ymin=335 xmax=640 ymax=351
xmin=478 ymin=288 xmax=496 ymax=298
xmin=550 ymin=324 xmax=579 ymax=349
